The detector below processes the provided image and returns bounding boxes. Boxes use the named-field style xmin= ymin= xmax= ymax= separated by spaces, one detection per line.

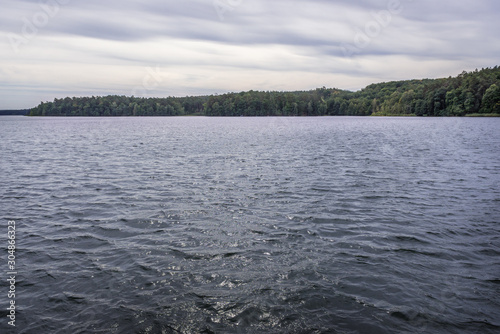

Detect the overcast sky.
xmin=1 ymin=0 xmax=499 ymax=109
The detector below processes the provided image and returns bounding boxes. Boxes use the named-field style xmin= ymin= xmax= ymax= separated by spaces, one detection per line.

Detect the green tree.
xmin=480 ymin=84 xmax=500 ymax=113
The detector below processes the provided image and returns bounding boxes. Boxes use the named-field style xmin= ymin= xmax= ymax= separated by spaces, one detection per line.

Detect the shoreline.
xmin=16 ymin=113 xmax=500 ymax=118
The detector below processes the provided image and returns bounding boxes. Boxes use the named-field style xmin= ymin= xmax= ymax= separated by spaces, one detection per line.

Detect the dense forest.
xmin=0 ymin=109 xmax=29 ymax=115
xmin=29 ymin=67 xmax=500 ymax=117
xmin=29 ymin=96 xmax=206 ymax=117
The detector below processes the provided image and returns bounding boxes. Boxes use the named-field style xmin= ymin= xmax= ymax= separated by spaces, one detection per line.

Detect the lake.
xmin=1 ymin=116 xmax=499 ymax=333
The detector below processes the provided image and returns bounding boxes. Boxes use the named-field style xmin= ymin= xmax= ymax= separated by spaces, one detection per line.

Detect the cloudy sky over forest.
xmin=1 ymin=0 xmax=499 ymax=109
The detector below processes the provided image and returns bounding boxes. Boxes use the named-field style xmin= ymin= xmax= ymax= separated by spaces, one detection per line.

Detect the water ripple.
xmin=1 ymin=116 xmax=499 ymax=333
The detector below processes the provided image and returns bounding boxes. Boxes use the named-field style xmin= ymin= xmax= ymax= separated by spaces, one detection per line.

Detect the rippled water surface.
xmin=1 ymin=116 xmax=500 ymax=333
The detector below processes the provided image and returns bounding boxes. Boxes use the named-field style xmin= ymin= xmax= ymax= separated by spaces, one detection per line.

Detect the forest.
xmin=28 ymin=67 xmax=500 ymax=117
xmin=0 ymin=109 xmax=29 ymax=115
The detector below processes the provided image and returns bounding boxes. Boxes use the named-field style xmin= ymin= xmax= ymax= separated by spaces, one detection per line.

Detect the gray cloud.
xmin=1 ymin=0 xmax=499 ymax=109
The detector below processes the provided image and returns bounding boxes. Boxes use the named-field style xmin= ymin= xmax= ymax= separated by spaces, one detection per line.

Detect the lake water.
xmin=1 ymin=116 xmax=499 ymax=333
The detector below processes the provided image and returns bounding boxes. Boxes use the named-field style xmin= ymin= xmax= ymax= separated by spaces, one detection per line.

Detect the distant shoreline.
xmin=0 ymin=110 xmax=29 ymax=116
xmin=20 ymin=114 xmax=500 ymax=118
xmin=26 ymin=67 xmax=500 ymax=118
xmin=463 ymin=113 xmax=500 ymax=117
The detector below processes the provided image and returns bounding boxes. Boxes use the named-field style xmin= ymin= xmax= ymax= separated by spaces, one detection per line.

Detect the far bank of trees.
xmin=0 ymin=109 xmax=29 ymax=115
xmin=29 ymin=67 xmax=500 ymax=117
xmin=29 ymin=96 xmax=207 ymax=117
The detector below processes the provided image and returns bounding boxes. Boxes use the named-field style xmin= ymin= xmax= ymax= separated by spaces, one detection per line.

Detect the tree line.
xmin=29 ymin=96 xmax=206 ymax=117
xmin=0 ymin=109 xmax=29 ymax=115
xmin=29 ymin=67 xmax=500 ymax=117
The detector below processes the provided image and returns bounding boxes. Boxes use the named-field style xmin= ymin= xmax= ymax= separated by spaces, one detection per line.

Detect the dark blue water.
xmin=1 ymin=116 xmax=499 ymax=333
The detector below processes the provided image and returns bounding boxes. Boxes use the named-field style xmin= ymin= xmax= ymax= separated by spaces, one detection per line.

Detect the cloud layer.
xmin=1 ymin=0 xmax=499 ymax=109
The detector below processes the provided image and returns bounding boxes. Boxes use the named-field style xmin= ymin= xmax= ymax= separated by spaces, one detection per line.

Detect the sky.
xmin=1 ymin=0 xmax=499 ymax=110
